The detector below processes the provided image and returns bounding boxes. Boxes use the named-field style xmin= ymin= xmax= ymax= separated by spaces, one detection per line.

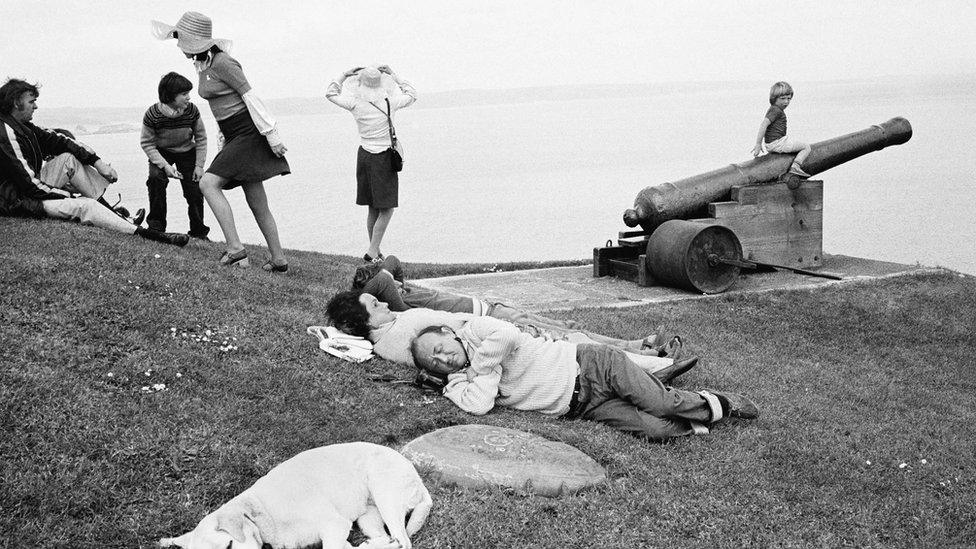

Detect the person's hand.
xmin=751 ymin=144 xmax=763 ymax=157
xmin=343 ymin=66 xmax=365 ymax=78
xmin=192 ymin=166 xmax=205 ymax=182
xmin=271 ymin=142 xmax=287 ymax=158
xmin=164 ymin=164 xmax=182 ymax=179
xmin=377 ymin=65 xmax=393 ymax=75
xmin=64 ymin=165 xmax=75 ymax=180
xmin=94 ymin=159 xmax=118 ymax=183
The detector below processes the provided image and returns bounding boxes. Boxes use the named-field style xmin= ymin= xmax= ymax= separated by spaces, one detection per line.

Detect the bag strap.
xmin=369 ymin=99 xmax=397 ymax=148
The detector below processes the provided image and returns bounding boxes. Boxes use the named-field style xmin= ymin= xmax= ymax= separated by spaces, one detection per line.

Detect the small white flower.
xmin=865 ymin=460 xmax=871 ymax=465
xmin=152 ymin=383 xmax=166 ymax=391
xmin=154 ymin=254 xmax=161 ymax=259
xmin=176 ymin=372 xmax=182 ymax=378
xmin=106 ymin=372 xmax=114 ymax=378
xmin=899 ymin=463 xmax=907 ymax=469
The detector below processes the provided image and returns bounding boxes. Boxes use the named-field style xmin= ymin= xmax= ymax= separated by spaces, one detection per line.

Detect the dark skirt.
xmin=208 ymin=109 xmax=290 ymax=190
xmin=356 ymin=146 xmax=398 ymax=208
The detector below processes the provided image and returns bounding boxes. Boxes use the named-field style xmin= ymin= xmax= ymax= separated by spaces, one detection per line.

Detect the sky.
xmin=3 ymin=0 xmax=975 ymax=109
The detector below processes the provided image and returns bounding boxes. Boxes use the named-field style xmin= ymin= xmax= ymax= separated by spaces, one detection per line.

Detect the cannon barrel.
xmin=623 ymin=117 xmax=913 ymax=232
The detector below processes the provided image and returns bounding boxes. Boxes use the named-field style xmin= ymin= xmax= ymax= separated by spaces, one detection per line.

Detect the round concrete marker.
xmin=401 ymin=424 xmax=606 ymax=497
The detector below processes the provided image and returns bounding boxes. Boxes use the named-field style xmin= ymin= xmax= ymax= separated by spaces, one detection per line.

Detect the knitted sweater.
xmin=443 ymin=316 xmax=578 ymax=416
xmin=140 ymin=102 xmax=207 ymax=169
xmin=370 ymin=308 xmax=475 ymax=367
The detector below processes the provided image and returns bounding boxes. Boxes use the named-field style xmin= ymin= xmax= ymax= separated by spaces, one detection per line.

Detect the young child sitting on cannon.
xmin=751 ymin=81 xmax=811 ymax=179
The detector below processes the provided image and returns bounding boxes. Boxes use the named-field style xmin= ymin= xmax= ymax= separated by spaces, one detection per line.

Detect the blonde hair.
xmin=769 ymin=81 xmax=794 ymax=105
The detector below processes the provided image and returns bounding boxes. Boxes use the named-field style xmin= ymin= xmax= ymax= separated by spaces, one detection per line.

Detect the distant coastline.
xmin=36 ymin=73 xmax=976 ymax=134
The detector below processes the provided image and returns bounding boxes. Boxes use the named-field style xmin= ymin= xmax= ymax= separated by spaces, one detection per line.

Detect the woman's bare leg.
xmin=241 ymin=180 xmax=286 ymax=264
xmin=199 ymin=173 xmax=243 ymax=253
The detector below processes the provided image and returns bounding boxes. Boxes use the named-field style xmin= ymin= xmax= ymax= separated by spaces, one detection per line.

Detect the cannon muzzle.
xmin=623 ymin=117 xmax=913 ymax=231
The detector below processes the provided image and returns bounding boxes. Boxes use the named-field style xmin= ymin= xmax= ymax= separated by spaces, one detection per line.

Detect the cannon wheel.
xmin=645 ymin=220 xmax=743 ymax=294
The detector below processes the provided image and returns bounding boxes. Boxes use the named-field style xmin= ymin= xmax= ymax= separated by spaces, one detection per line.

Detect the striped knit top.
xmin=443 ymin=316 xmax=578 ymax=416
xmin=140 ymin=102 xmax=207 ymax=169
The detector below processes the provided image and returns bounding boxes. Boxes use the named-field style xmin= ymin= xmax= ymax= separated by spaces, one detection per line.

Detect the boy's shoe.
xmin=131 ymin=208 xmax=146 ymax=227
xmin=789 ymin=164 xmax=811 ymax=178
xmin=135 ymin=227 xmax=189 ymax=247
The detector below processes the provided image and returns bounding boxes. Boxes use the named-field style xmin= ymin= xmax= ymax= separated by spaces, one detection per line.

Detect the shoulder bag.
xmin=371 ymin=98 xmax=404 ymax=172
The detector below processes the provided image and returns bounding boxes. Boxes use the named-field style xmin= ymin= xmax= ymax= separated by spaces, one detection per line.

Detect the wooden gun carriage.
xmin=595 ymin=117 xmax=913 ymax=293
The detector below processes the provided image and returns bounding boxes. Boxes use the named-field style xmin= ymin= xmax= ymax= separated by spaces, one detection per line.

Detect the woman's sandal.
xmin=262 ymin=257 xmax=289 ymax=273
xmin=219 ymin=248 xmax=249 ymax=268
xmin=641 ymin=325 xmax=668 ymax=353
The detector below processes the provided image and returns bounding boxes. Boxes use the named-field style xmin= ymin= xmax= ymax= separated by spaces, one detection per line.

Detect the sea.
xmin=48 ymin=76 xmax=976 ymax=275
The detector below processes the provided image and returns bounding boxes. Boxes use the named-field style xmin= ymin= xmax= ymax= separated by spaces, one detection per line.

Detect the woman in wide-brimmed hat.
xmin=326 ymin=65 xmax=417 ymax=263
xmin=152 ymin=11 xmax=290 ymax=272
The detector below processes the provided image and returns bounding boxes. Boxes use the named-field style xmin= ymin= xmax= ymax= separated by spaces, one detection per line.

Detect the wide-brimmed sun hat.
xmin=151 ymin=11 xmax=232 ymax=55
xmin=352 ymin=67 xmax=396 ymax=103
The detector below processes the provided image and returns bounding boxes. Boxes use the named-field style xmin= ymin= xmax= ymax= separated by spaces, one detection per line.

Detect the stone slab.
xmin=401 ymin=425 xmax=606 ymax=497
xmin=412 ymin=254 xmax=938 ymax=313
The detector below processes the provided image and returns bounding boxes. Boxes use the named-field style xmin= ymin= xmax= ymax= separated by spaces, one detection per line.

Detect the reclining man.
xmin=326 ymin=290 xmax=696 ymax=378
xmin=352 ymin=255 xmax=675 ymax=356
xmin=0 ymin=79 xmax=185 ymax=246
xmin=410 ymin=316 xmax=759 ymax=441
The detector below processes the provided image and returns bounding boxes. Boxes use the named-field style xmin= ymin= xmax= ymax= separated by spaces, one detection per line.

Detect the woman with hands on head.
xmin=326 ymin=64 xmax=416 ymax=263
xmin=153 ymin=11 xmax=291 ymax=272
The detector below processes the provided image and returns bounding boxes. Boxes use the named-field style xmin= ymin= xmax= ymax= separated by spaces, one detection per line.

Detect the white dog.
xmin=158 ymin=442 xmax=432 ymax=549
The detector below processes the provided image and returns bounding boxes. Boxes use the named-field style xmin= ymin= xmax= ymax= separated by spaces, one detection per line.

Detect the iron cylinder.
xmin=623 ymin=117 xmax=913 ymax=232
xmin=646 ymin=220 xmax=743 ymax=294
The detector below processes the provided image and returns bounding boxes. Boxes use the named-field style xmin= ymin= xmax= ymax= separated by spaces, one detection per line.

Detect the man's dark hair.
xmin=325 ymin=290 xmax=370 ymax=338
xmin=0 ymin=79 xmax=40 ymax=114
xmin=158 ymin=72 xmax=194 ymax=104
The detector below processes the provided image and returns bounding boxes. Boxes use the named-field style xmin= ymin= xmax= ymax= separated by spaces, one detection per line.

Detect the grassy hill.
xmin=1 ymin=217 xmax=974 ymax=548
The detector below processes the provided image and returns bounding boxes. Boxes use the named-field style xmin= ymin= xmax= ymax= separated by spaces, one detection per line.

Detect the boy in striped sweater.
xmin=411 ymin=315 xmax=759 ymax=442
xmin=140 ymin=72 xmax=209 ymax=239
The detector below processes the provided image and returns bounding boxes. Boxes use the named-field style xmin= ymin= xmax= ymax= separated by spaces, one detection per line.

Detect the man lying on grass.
xmin=326 ymin=289 xmax=696 ymax=376
xmin=410 ymin=316 xmax=759 ymax=441
xmin=0 ymin=78 xmax=186 ymax=247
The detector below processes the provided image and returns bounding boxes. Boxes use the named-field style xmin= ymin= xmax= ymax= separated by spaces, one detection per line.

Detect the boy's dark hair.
xmin=0 ymin=79 xmax=40 ymax=114
xmin=158 ymin=72 xmax=194 ymax=104
xmin=325 ymin=290 xmax=370 ymax=338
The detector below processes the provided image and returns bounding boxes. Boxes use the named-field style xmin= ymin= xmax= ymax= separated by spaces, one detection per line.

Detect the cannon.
xmin=596 ymin=117 xmax=912 ymax=293
xmin=622 ymin=117 xmax=913 ymax=233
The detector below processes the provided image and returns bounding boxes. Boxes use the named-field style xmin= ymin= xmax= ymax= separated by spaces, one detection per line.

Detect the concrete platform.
xmin=412 ymin=254 xmax=939 ymax=313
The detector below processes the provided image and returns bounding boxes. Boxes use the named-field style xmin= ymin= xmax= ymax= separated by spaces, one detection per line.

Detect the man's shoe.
xmin=710 ymin=390 xmax=760 ymax=419
xmin=113 ymin=205 xmax=130 ymax=218
xmin=652 ymin=356 xmax=698 ymax=384
xmin=131 ymin=208 xmax=146 ymax=226
xmin=188 ymin=232 xmax=210 ymax=241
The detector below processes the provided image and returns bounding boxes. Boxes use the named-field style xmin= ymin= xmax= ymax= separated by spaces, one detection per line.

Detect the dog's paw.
xmin=356 ymin=536 xmax=402 ymax=549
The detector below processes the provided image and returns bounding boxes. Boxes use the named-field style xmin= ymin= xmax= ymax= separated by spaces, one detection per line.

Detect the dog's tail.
xmin=405 ymin=487 xmax=433 ymax=537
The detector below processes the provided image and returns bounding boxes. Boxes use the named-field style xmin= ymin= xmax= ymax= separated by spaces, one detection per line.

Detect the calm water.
xmin=68 ymin=79 xmax=976 ymax=274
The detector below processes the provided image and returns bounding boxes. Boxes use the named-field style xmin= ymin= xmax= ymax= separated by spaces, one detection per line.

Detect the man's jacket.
xmin=0 ymin=112 xmax=99 ymax=217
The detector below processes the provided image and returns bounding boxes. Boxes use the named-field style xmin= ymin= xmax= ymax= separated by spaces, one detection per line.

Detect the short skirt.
xmin=356 ymin=146 xmax=398 ymax=208
xmin=208 ymin=109 xmax=290 ymax=190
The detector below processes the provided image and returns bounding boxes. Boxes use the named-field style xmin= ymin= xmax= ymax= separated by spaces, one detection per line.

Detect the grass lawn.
xmin=1 ymin=217 xmax=974 ymax=549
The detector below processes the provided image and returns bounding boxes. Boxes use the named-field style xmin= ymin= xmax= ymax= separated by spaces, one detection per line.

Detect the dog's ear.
xmin=215 ymin=512 xmax=247 ymax=543
xmin=215 ymin=511 xmax=262 ymax=548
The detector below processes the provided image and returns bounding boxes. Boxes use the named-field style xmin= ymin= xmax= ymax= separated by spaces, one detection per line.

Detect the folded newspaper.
xmin=306 ymin=325 xmax=374 ymax=363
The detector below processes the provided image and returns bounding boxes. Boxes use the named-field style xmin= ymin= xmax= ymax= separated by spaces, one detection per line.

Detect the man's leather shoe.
xmin=709 ymin=391 xmax=760 ymax=419
xmin=652 ymin=356 xmax=698 ymax=384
